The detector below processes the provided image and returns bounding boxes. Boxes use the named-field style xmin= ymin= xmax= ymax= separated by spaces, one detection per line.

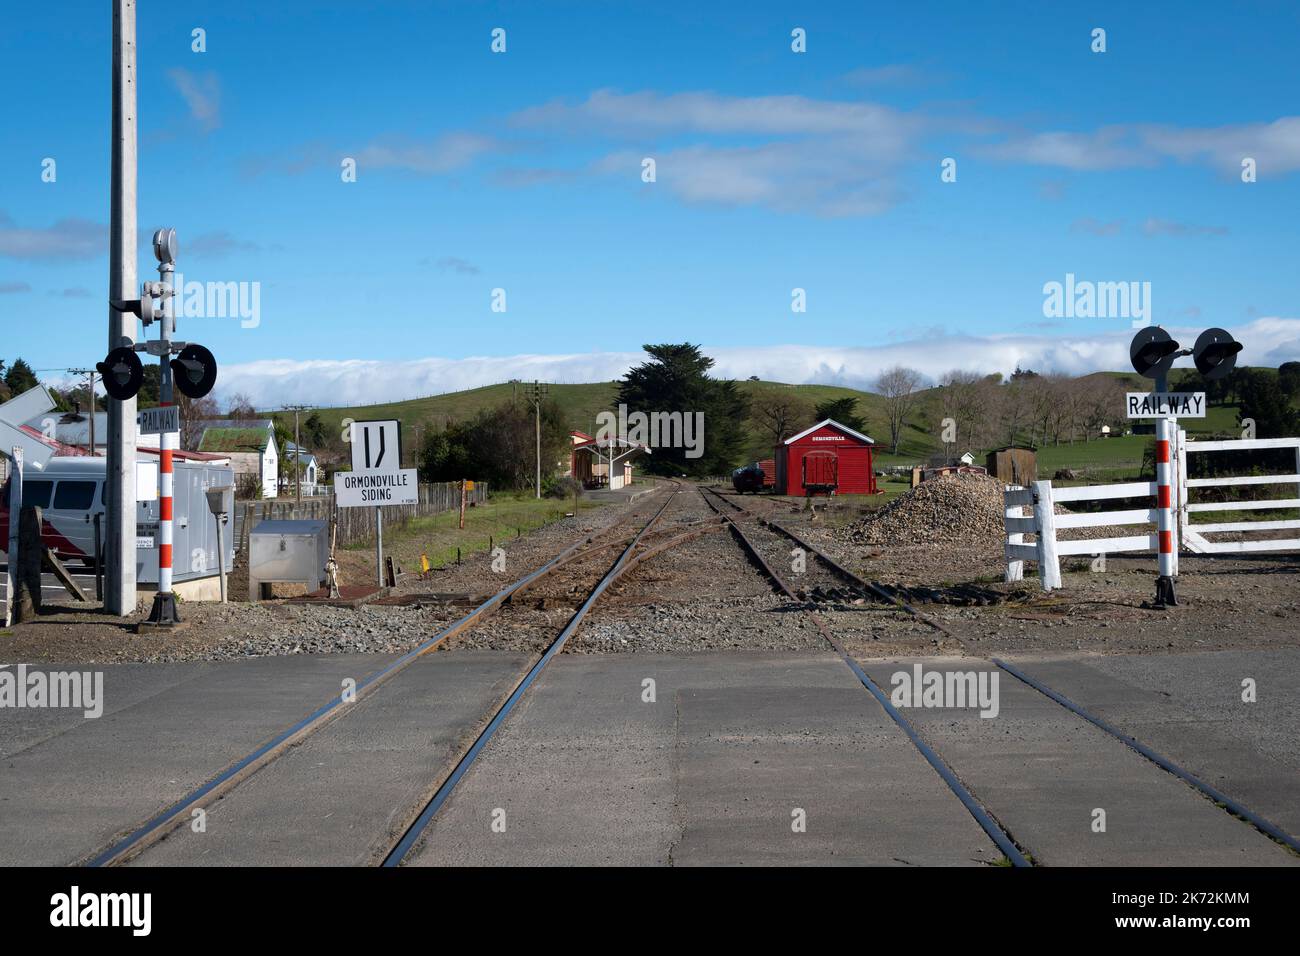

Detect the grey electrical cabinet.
xmin=248 ymin=519 xmax=329 ymax=600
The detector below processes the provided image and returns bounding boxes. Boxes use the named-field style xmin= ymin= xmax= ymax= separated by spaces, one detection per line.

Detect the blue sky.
xmin=1 ymin=0 xmax=1297 ymax=406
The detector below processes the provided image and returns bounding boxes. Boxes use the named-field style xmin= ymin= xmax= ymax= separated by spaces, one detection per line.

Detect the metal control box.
xmin=248 ymin=519 xmax=329 ymax=600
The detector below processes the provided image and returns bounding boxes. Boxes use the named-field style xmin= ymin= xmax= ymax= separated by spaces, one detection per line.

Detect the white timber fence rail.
xmin=1004 ymin=480 xmax=1161 ymax=591
xmin=1178 ymin=430 xmax=1300 ymax=554
xmin=235 ymin=481 xmax=489 ymax=550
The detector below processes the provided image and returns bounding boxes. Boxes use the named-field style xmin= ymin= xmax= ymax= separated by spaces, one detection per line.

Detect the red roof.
xmin=137 ymin=446 xmax=231 ymax=462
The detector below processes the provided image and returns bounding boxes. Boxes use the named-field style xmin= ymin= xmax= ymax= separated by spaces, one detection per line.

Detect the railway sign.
xmin=350 ymin=420 xmax=402 ymax=474
xmin=137 ymin=405 xmax=180 ymax=434
xmin=334 ymin=468 xmax=420 ymax=507
xmin=1126 ymin=392 xmax=1207 ymax=418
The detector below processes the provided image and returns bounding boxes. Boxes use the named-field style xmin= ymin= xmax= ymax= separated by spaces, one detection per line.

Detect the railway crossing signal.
xmin=1127 ymin=325 xmax=1246 ymax=608
xmin=171 ymin=343 xmax=218 ymax=399
xmin=97 ymin=346 xmax=145 ymax=401
xmin=1129 ymin=327 xmax=1180 ymax=382
xmin=105 ymin=228 xmax=222 ymax=629
xmin=1192 ymin=327 xmax=1243 ymax=380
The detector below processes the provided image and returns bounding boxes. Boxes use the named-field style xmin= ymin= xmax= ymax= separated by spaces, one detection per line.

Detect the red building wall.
xmin=776 ymin=422 xmax=876 ymax=496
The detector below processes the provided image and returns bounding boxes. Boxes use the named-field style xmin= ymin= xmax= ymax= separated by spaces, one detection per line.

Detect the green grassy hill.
xmin=270 ymin=374 xmax=1253 ymax=479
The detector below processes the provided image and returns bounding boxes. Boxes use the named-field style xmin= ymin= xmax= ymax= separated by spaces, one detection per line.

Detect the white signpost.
xmin=334 ymin=469 xmax=419 ymax=507
xmin=137 ymin=405 xmax=181 ymax=434
xmin=334 ymin=420 xmax=414 ymax=588
xmin=1126 ymin=392 xmax=1207 ymax=419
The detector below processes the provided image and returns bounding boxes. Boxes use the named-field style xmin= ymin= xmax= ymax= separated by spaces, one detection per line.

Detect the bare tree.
xmin=749 ymin=387 xmax=816 ymax=446
xmin=226 ymin=392 xmax=257 ymax=421
xmin=875 ymin=365 xmax=924 ymax=454
xmin=937 ymin=369 xmax=988 ymax=457
xmin=179 ymin=394 xmax=219 ymax=449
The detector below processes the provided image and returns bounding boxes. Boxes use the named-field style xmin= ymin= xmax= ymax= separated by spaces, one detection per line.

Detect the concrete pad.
xmin=1 ymin=661 xmax=211 ymax=757
xmin=0 ymin=653 xmax=394 ymax=866
xmin=1005 ymin=650 xmax=1300 ymax=840
xmin=409 ymin=652 xmax=1000 ymax=867
xmin=131 ymin=651 xmax=530 ymax=866
xmin=858 ymin=656 xmax=1298 ymax=866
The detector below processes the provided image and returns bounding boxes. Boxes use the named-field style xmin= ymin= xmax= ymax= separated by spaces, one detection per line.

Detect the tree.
xmin=3 ymin=358 xmax=39 ymax=395
xmin=813 ymin=396 xmax=866 ymax=433
xmin=226 ymin=393 xmax=257 ymax=420
xmin=874 ymin=365 xmax=923 ymax=454
xmin=302 ymin=411 xmax=328 ymax=448
xmin=616 ymin=343 xmax=750 ymax=476
xmin=1238 ymin=370 xmax=1300 ymax=438
xmin=937 ymin=370 xmax=989 ymax=455
xmin=137 ymin=364 xmax=162 ymax=407
xmin=418 ymin=398 xmax=569 ymax=490
xmin=1278 ymin=362 xmax=1300 ymax=401
xmin=179 ymin=394 xmax=219 ymax=449
xmin=750 ymin=387 xmax=815 ymax=446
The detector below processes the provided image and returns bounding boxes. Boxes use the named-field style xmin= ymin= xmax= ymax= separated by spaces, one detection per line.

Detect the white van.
xmin=1 ymin=457 xmax=232 ymax=583
xmin=0 ymin=457 xmax=115 ymax=563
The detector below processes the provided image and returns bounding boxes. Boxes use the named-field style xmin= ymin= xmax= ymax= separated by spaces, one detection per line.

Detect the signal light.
xmin=1192 ymin=327 xmax=1243 ymax=380
xmin=97 ymin=347 xmax=145 ymax=401
xmin=171 ymin=343 xmax=218 ymax=399
xmin=1129 ymin=327 xmax=1180 ymax=380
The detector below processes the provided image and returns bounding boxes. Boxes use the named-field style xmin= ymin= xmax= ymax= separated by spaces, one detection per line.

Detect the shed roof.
xmin=782 ymin=418 xmax=874 ymax=445
xmin=199 ymin=426 xmax=272 ymax=453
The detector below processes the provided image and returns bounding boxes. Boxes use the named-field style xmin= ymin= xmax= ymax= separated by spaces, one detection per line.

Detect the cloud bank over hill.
xmin=202 ymin=318 xmax=1299 ymax=409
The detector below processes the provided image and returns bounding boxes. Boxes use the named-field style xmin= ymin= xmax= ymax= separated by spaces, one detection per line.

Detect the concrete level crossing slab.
xmin=0 ymin=653 xmax=395 ymax=866
xmin=1002 ymin=650 xmax=1300 ymax=841
xmin=131 ymin=651 xmax=530 ymax=866
xmin=408 ymin=652 xmax=1000 ymax=866
xmin=857 ymin=656 xmax=1297 ymax=866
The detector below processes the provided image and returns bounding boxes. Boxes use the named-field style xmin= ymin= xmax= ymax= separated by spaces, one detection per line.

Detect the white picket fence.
xmin=1006 ymin=430 xmax=1300 ymax=589
xmin=1004 ymin=480 xmax=1159 ymax=590
xmin=1178 ymin=431 xmax=1300 ymax=554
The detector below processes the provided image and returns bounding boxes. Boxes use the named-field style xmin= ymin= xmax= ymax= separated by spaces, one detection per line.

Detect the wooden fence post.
xmin=1032 ymin=480 xmax=1061 ymax=591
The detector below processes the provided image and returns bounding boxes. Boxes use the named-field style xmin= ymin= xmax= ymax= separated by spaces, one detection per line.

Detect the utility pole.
xmin=105 ymin=0 xmax=138 ymax=616
xmin=283 ymin=404 xmax=308 ymax=504
xmin=68 ymin=368 xmax=98 ymax=454
xmin=527 ymin=381 xmax=548 ymax=499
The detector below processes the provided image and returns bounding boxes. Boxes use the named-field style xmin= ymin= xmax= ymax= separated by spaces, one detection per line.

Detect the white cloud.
xmin=167 ymin=69 xmax=221 ymax=132
xmin=0 ymin=211 xmax=104 ymax=260
xmin=982 ymin=117 xmax=1300 ymax=175
xmin=212 ymin=318 xmax=1300 ymax=408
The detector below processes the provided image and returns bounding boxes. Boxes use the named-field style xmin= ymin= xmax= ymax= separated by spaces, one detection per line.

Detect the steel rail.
xmin=707 ymin=489 xmax=1295 ymax=860
xmin=699 ymin=486 xmax=1030 ymax=866
xmin=85 ymin=485 xmax=676 ymax=867
xmin=381 ymin=485 xmax=685 ymax=866
xmin=705 ymin=487 xmax=958 ymax=639
xmin=992 ymin=657 xmax=1300 ymax=854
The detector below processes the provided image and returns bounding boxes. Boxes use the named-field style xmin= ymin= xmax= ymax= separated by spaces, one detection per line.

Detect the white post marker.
xmin=4 ymin=446 xmax=23 ymax=627
xmin=1031 ymin=479 xmax=1061 ymax=590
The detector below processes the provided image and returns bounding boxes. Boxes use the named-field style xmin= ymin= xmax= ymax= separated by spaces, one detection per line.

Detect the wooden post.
xmin=459 ymin=479 xmax=467 ymax=529
xmin=1032 ymin=480 xmax=1061 ymax=591
xmin=1004 ymin=486 xmax=1024 ymax=583
xmin=14 ymin=506 xmax=44 ymax=622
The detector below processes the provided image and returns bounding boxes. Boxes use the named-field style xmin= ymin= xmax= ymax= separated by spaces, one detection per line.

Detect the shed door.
xmin=802 ymin=451 xmax=838 ymax=488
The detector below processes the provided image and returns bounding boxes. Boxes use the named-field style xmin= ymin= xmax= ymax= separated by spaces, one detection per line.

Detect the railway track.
xmin=698 ymin=485 xmax=1031 ymax=865
xmin=77 ymin=480 xmax=1298 ymax=867
xmin=85 ymin=482 xmax=706 ymax=867
xmin=702 ymin=485 xmax=1300 ymax=859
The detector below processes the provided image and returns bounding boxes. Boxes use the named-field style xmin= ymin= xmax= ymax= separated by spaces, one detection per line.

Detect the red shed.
xmin=775 ymin=419 xmax=877 ymax=496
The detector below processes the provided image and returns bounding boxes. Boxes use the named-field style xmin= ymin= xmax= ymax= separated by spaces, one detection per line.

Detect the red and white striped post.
xmin=1154 ymin=416 xmax=1178 ymax=606
xmin=143 ymin=246 xmax=180 ymax=626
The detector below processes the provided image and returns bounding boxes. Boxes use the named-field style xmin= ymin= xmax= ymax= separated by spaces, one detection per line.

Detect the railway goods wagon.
xmin=774 ymin=419 xmax=877 ymax=497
